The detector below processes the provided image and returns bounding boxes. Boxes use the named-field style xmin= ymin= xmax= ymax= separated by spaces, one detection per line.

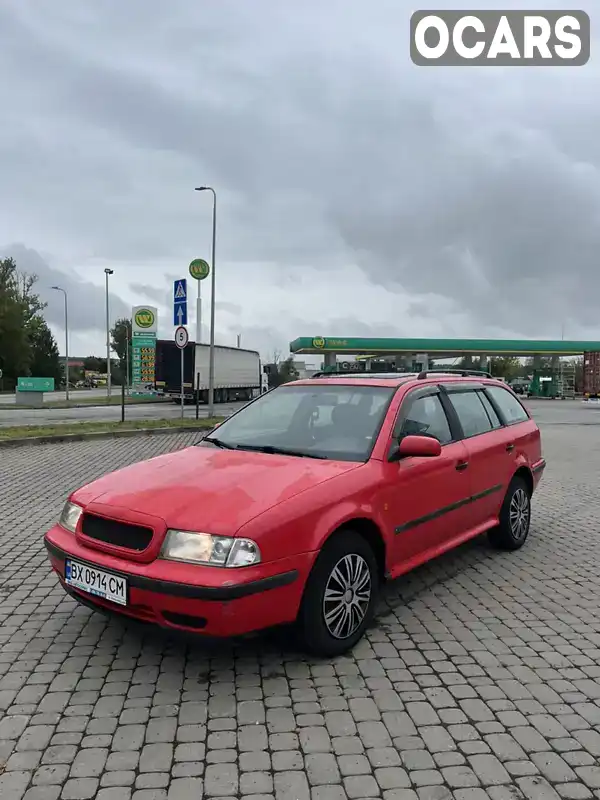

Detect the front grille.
xmin=81 ymin=513 xmax=153 ymax=552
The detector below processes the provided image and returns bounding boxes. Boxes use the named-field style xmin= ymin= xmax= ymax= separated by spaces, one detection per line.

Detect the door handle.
xmin=455 ymin=461 xmax=469 ymax=471
xmin=506 ymin=443 xmax=515 ymax=452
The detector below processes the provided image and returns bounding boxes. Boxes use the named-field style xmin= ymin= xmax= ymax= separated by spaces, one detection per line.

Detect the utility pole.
xmin=194 ymin=186 xmax=217 ymax=417
xmin=51 ymin=286 xmax=69 ymax=401
xmin=104 ymin=268 xmax=114 ymax=400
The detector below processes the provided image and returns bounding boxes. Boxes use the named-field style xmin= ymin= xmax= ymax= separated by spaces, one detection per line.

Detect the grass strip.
xmin=0 ymin=417 xmax=223 ymax=440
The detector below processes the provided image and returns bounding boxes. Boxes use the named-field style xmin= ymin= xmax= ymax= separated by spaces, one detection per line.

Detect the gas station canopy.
xmin=290 ymin=337 xmax=600 ymax=357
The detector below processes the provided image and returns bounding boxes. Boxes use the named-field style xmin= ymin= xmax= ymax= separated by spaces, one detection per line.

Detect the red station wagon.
xmin=44 ymin=369 xmax=545 ymax=656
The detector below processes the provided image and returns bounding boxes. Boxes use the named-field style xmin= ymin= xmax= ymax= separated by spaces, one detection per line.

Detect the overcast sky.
xmin=1 ymin=0 xmax=598 ymax=362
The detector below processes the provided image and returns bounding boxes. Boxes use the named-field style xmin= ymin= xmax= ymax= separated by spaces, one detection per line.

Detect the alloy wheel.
xmin=509 ymin=487 xmax=530 ymax=541
xmin=322 ymin=553 xmax=372 ymax=640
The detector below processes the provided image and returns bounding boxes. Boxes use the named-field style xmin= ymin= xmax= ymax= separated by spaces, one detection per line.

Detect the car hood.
xmin=73 ymin=445 xmax=362 ymax=536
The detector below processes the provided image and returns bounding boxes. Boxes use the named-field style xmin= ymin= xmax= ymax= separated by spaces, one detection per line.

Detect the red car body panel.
xmin=72 ymin=447 xmax=361 ymax=541
xmin=46 ymin=522 xmax=315 ymax=636
xmin=44 ymin=374 xmax=545 ymax=639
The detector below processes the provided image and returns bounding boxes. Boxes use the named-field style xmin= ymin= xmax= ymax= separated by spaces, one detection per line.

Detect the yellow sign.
xmin=134 ymin=308 xmax=155 ymax=328
xmin=312 ymin=337 xmax=325 ymax=349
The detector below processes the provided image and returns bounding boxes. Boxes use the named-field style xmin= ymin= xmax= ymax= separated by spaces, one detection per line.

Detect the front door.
xmin=379 ymin=389 xmax=473 ymax=574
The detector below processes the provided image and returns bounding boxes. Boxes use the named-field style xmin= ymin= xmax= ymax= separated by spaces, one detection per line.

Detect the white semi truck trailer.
xmin=155 ymin=340 xmax=268 ymax=403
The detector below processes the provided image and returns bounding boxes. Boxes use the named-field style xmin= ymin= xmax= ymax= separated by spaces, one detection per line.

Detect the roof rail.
xmin=417 ymin=368 xmax=493 ymax=380
xmin=310 ymin=370 xmax=368 ymax=378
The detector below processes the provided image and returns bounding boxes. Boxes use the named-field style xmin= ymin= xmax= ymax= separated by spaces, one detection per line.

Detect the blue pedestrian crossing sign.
xmin=173 ymin=278 xmax=188 ymax=326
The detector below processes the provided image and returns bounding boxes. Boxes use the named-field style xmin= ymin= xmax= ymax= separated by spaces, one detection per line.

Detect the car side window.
xmin=447 ymin=390 xmax=493 ymax=438
xmin=477 ymin=390 xmax=503 ymax=429
xmin=396 ymin=394 xmax=453 ymax=445
xmin=486 ymin=386 xmax=530 ymax=424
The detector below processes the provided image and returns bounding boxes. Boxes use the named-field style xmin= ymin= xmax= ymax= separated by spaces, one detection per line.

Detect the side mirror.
xmin=396 ymin=434 xmax=442 ymax=459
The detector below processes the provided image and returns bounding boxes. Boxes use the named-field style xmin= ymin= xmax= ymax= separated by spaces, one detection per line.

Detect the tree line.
xmin=0 ymin=257 xmax=61 ymax=390
xmin=0 ymin=255 xmax=134 ymax=392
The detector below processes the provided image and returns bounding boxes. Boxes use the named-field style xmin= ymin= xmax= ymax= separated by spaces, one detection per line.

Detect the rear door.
xmin=484 ymin=384 xmax=541 ymax=472
xmin=381 ymin=386 xmax=472 ymax=570
xmin=441 ymin=385 xmax=508 ymax=529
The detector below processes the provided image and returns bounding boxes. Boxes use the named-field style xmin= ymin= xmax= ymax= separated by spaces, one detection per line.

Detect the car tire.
xmin=488 ymin=476 xmax=531 ymax=551
xmin=298 ymin=530 xmax=379 ymax=657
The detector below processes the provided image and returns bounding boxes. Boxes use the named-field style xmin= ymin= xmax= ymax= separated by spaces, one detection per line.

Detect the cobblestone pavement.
xmin=1 ymin=411 xmax=600 ymax=800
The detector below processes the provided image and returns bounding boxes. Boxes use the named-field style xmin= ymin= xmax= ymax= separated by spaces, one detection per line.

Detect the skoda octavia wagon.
xmin=45 ymin=369 xmax=545 ymax=656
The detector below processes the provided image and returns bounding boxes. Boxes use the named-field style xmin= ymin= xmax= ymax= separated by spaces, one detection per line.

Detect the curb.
xmin=0 ymin=424 xmax=215 ymax=450
xmin=0 ymin=400 xmax=170 ymax=412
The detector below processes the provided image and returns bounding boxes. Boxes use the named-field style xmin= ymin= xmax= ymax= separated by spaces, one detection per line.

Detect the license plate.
xmin=65 ymin=559 xmax=128 ymax=606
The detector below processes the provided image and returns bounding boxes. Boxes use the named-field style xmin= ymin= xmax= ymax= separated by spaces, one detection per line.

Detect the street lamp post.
xmin=125 ymin=326 xmax=130 ymax=396
xmin=194 ymin=186 xmax=217 ymax=417
xmin=51 ymin=286 xmax=69 ymax=402
xmin=104 ymin=268 xmax=114 ymax=401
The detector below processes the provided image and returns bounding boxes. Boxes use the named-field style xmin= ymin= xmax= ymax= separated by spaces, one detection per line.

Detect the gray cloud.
xmin=0 ymin=0 xmax=599 ymax=348
xmin=128 ymin=283 xmax=166 ymax=305
xmin=216 ymin=301 xmax=242 ymax=316
xmin=1 ymin=244 xmax=129 ymax=331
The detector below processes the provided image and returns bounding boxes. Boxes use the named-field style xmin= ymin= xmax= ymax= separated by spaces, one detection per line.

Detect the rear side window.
xmin=477 ymin=390 xmax=502 ymax=428
xmin=486 ymin=386 xmax=529 ymax=424
xmin=447 ymin=390 xmax=493 ymax=438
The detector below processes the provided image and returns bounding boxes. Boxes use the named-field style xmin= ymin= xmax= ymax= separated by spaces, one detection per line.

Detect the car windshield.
xmin=199 ymin=383 xmax=395 ymax=462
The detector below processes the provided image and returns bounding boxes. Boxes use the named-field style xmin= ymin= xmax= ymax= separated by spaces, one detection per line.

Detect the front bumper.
xmin=45 ymin=526 xmax=315 ymax=637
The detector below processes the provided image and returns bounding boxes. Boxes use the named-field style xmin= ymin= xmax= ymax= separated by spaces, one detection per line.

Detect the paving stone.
xmin=442 ymin=765 xmax=480 ymax=788
xmin=411 ymin=770 xmax=445 ymax=787
xmin=239 ymin=771 xmax=273 ymax=794
xmin=32 ymin=764 xmax=70 ymax=785
xmin=312 ymin=787 xmax=349 ymax=800
xmin=69 ymin=747 xmax=108 ymax=778
xmin=0 ymin=714 xmax=30 ymax=740
xmin=556 ymin=785 xmax=593 ymax=800
xmin=516 ymin=776 xmax=562 ymax=799
xmin=96 ymin=790 xmax=133 ymax=800
xmin=374 ymin=766 xmax=411 ymax=789
xmin=138 ymin=744 xmax=173 ymax=774
xmin=274 ymin=771 xmax=310 ymax=800
xmin=1 ymin=422 xmax=599 ymax=800
xmin=165 ymin=779 xmax=203 ymax=799
xmin=0 ymin=771 xmax=31 ymax=800
xmin=204 ymin=763 xmax=238 ymax=796
xmin=343 ymin=775 xmax=380 ymax=798
xmin=338 ymin=754 xmax=371 ymax=776
xmin=468 ymin=754 xmax=511 ymax=786
xmin=575 ymin=767 xmax=600 ymax=789
xmin=23 ymin=789 xmax=62 ymax=800
xmin=305 ymin=752 xmax=340 ymax=785
xmin=61 ymin=778 xmax=100 ymax=799
xmin=135 ymin=774 xmax=169 ymax=790
xmin=101 ymin=771 xmax=136 ymax=787
xmin=531 ymin=751 xmax=578 ymax=783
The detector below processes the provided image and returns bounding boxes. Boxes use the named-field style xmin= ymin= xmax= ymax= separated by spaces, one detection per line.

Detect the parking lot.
xmin=1 ymin=400 xmax=600 ymax=800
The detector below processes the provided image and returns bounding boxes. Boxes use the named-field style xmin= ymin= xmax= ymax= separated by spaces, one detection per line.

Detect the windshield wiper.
xmin=202 ymin=436 xmax=235 ymax=450
xmin=235 ymin=444 xmax=327 ymax=459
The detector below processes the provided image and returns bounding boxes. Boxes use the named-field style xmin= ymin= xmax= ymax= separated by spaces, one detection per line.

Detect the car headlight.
xmin=59 ymin=501 xmax=83 ymax=533
xmin=160 ymin=530 xmax=261 ymax=568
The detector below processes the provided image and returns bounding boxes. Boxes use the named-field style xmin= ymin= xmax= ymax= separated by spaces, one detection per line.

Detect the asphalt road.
xmin=1 ymin=393 xmax=600 ymax=429
xmin=0 ymin=401 xmax=248 ymax=428
xmin=1 ymin=402 xmax=599 ymax=798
